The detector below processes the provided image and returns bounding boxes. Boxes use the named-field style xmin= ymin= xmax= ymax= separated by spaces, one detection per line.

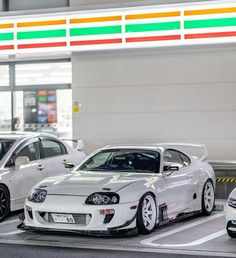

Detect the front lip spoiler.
xmin=108 ymin=212 xmax=136 ymax=230
xmin=17 ymin=223 xmax=137 ymax=237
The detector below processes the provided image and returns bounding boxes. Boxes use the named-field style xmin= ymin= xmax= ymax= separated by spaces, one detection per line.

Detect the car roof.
xmin=102 ymin=144 xmax=164 ymax=151
xmin=0 ymin=131 xmax=58 ymax=141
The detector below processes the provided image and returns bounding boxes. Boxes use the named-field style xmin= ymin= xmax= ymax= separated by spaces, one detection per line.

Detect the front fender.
xmin=117 ymin=177 xmax=160 ymax=203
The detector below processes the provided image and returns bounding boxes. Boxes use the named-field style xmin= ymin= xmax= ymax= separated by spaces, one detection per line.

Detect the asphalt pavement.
xmin=0 ymin=244 xmax=226 ymax=258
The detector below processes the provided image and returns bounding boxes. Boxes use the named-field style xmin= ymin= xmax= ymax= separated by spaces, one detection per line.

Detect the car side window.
xmin=164 ymin=150 xmax=184 ymax=167
xmin=15 ymin=142 xmax=40 ymax=162
xmin=41 ymin=139 xmax=67 ymax=158
xmin=179 ymin=152 xmax=191 ymax=167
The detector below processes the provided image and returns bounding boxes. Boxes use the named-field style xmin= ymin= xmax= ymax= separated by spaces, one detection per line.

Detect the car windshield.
xmin=0 ymin=139 xmax=15 ymax=160
xmin=78 ymin=149 xmax=160 ymax=173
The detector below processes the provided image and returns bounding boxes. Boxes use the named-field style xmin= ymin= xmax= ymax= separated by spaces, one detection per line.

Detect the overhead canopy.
xmin=1 ymin=1 xmax=236 ymax=56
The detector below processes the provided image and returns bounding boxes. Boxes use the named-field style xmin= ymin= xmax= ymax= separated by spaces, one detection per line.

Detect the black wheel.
xmin=202 ymin=179 xmax=215 ymax=216
xmin=137 ymin=193 xmax=157 ymax=234
xmin=0 ymin=185 xmax=10 ymax=222
xmin=227 ymin=228 xmax=236 ymax=238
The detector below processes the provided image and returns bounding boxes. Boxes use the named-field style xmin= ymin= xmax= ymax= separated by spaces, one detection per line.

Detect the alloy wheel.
xmin=142 ymin=195 xmax=156 ymax=230
xmin=204 ymin=181 xmax=214 ymax=212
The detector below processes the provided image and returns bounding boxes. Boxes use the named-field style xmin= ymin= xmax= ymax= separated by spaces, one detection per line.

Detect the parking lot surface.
xmin=0 ymin=204 xmax=235 ymax=258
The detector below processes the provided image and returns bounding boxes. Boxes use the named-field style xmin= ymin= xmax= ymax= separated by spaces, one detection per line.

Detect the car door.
xmin=162 ymin=149 xmax=193 ymax=216
xmin=38 ymin=137 xmax=72 ymax=178
xmin=9 ymin=138 xmax=47 ymax=207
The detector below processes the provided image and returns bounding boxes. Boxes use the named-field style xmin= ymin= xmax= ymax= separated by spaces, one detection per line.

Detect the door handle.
xmin=37 ymin=165 xmax=45 ymax=171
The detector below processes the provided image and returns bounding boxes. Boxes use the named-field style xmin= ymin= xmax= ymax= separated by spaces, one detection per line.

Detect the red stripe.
xmin=126 ymin=35 xmax=181 ymax=43
xmin=18 ymin=42 xmax=67 ymax=49
xmin=70 ymin=38 xmax=122 ymax=46
xmin=0 ymin=45 xmax=14 ymax=50
xmin=185 ymin=31 xmax=236 ymax=39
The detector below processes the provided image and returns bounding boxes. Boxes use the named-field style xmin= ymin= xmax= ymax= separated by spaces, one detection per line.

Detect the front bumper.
xmin=18 ymin=222 xmax=138 ymax=236
xmin=225 ymin=203 xmax=236 ymax=232
xmin=23 ymin=195 xmax=138 ymax=234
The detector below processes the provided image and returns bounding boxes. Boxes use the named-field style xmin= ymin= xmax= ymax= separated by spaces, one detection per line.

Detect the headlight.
xmin=28 ymin=189 xmax=47 ymax=203
xmin=85 ymin=192 xmax=119 ymax=205
xmin=228 ymin=197 xmax=236 ymax=209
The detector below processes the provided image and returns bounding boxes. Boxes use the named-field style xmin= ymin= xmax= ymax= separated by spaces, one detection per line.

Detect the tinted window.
xmin=41 ymin=140 xmax=66 ymax=158
xmin=179 ymin=152 xmax=191 ymax=166
xmin=16 ymin=143 xmax=39 ymax=161
xmin=0 ymin=140 xmax=14 ymax=160
xmin=79 ymin=149 xmax=160 ymax=173
xmin=164 ymin=150 xmax=183 ymax=167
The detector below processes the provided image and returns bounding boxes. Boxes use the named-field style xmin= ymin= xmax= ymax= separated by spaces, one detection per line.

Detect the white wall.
xmin=72 ymin=45 xmax=236 ymax=160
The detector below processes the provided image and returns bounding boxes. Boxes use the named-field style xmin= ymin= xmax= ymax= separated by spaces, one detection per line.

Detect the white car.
xmin=0 ymin=132 xmax=86 ymax=222
xmin=225 ymin=188 xmax=236 ymax=238
xmin=21 ymin=143 xmax=215 ymax=235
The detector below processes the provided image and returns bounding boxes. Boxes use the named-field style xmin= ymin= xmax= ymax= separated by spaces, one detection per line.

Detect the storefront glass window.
xmin=0 ymin=65 xmax=9 ymax=86
xmin=0 ymin=92 xmax=11 ymax=131
xmin=14 ymin=89 xmax=72 ymax=139
xmin=9 ymin=0 xmax=69 ymax=11
xmin=15 ymin=62 xmax=72 ymax=86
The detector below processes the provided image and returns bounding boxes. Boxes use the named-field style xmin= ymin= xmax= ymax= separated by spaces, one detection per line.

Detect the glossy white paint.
xmin=225 ymin=188 xmax=236 ymax=233
xmin=0 ymin=132 xmax=86 ymax=212
xmin=24 ymin=143 xmax=215 ymax=233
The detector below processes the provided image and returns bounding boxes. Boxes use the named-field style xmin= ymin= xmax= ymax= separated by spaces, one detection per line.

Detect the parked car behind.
xmin=225 ymin=188 xmax=236 ymax=238
xmin=0 ymin=131 xmax=86 ymax=222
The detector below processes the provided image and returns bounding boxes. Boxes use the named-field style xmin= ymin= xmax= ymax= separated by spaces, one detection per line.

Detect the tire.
xmin=202 ymin=179 xmax=215 ymax=216
xmin=0 ymin=185 xmax=10 ymax=223
xmin=227 ymin=229 xmax=236 ymax=238
xmin=137 ymin=193 xmax=157 ymax=234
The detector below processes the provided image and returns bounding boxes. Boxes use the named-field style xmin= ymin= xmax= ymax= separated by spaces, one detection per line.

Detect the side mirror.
xmin=64 ymin=162 xmax=75 ymax=169
xmin=15 ymin=156 xmax=30 ymax=168
xmin=76 ymin=140 xmax=84 ymax=151
xmin=163 ymin=165 xmax=179 ymax=174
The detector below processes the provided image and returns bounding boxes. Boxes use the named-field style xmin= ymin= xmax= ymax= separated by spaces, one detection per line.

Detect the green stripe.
xmin=125 ymin=21 xmax=180 ymax=33
xmin=0 ymin=32 xmax=14 ymax=41
xmin=185 ymin=17 xmax=236 ymax=29
xmin=70 ymin=26 xmax=121 ymax=36
xmin=17 ymin=29 xmax=66 ymax=40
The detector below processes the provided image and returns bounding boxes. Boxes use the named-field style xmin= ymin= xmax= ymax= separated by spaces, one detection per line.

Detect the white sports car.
xmin=225 ymin=188 xmax=236 ymax=238
xmin=0 ymin=132 xmax=86 ymax=222
xmin=21 ymin=143 xmax=215 ymax=235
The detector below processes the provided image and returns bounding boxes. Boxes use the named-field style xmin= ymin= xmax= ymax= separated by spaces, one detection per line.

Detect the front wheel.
xmin=137 ymin=193 xmax=157 ymax=234
xmin=202 ymin=179 xmax=215 ymax=216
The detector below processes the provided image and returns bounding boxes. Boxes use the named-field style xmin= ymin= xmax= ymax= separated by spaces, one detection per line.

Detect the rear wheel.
xmin=202 ymin=179 xmax=215 ymax=216
xmin=0 ymin=185 xmax=10 ymax=222
xmin=137 ymin=193 xmax=157 ymax=234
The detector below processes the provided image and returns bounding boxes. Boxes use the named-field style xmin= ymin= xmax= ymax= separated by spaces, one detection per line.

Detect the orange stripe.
xmin=126 ymin=11 xmax=180 ymax=20
xmin=185 ymin=7 xmax=236 ymax=16
xmin=70 ymin=16 xmax=122 ymax=24
xmin=17 ymin=20 xmax=66 ymax=28
xmin=0 ymin=24 xmax=14 ymax=29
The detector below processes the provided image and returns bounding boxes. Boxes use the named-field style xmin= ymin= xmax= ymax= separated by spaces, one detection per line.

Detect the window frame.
xmin=0 ymin=59 xmax=71 ymax=131
xmin=39 ymin=137 xmax=68 ymax=159
xmin=164 ymin=149 xmax=191 ymax=168
xmin=5 ymin=137 xmax=41 ymax=167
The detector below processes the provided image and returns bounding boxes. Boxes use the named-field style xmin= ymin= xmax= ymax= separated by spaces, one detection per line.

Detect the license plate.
xmin=51 ymin=213 xmax=75 ymax=224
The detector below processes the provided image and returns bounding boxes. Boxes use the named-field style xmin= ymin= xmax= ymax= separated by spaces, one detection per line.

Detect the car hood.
xmin=38 ymin=171 xmax=158 ymax=196
xmin=230 ymin=188 xmax=236 ymax=199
